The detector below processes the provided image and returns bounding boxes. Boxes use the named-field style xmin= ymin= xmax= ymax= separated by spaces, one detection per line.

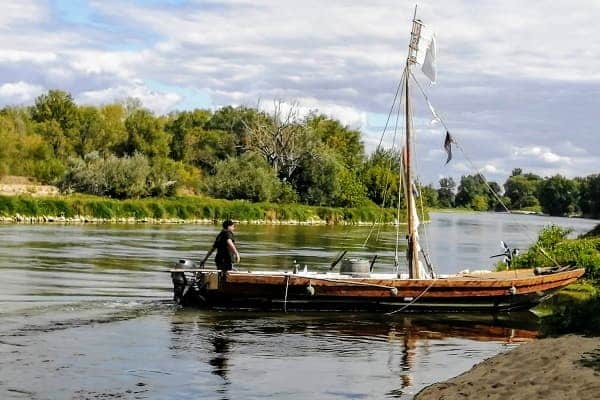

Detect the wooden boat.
xmin=170 ymin=9 xmax=586 ymax=312
xmin=170 ymin=265 xmax=584 ymax=312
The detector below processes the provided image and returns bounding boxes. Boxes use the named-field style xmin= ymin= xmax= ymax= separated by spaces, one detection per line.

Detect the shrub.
xmin=207 ymin=153 xmax=282 ymax=202
xmin=59 ymin=152 xmax=150 ymax=198
xmin=511 ymin=225 xmax=600 ymax=281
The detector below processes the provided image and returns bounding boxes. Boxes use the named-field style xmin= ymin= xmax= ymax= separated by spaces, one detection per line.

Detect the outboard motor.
xmin=171 ymin=259 xmax=197 ymax=305
xmin=174 ymin=259 xmax=197 ymax=269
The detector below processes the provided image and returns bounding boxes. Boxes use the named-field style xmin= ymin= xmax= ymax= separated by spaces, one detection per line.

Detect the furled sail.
xmin=415 ymin=24 xmax=437 ymax=83
xmin=402 ymin=147 xmax=433 ymax=279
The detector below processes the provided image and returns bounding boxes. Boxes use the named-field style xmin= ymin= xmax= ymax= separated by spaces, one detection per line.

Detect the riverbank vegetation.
xmin=0 ymin=194 xmax=398 ymax=224
xmin=510 ymin=224 xmax=600 ymax=334
xmin=1 ymin=90 xmax=599 ymax=219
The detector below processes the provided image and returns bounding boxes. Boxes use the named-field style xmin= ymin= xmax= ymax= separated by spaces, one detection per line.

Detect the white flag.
xmin=415 ymin=26 xmax=437 ymax=83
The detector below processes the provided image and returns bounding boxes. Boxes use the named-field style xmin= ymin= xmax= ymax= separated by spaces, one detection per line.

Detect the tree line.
xmin=0 ymin=90 xmax=394 ymax=208
xmin=0 ymin=90 xmax=598 ymax=218
xmin=430 ymin=168 xmax=600 ymax=218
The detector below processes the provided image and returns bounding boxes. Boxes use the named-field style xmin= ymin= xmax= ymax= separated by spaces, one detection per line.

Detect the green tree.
xmin=361 ymin=148 xmax=400 ymax=206
xmin=538 ymin=175 xmax=579 ymax=216
xmin=419 ymin=184 xmax=439 ymax=208
xmin=437 ymin=177 xmax=456 ymax=208
xmin=98 ymin=104 xmax=127 ymax=154
xmin=207 ymin=152 xmax=283 ymax=202
xmin=455 ymin=174 xmax=500 ymax=210
xmin=292 ymin=147 xmax=368 ymax=207
xmin=205 ymin=106 xmax=261 ymax=154
xmin=455 ymin=174 xmax=487 ymax=208
xmin=166 ymin=109 xmax=212 ymax=161
xmin=34 ymin=120 xmax=72 ymax=158
xmin=306 ymin=114 xmax=364 ymax=170
xmin=30 ymin=90 xmax=79 ymax=158
xmin=503 ymin=169 xmax=542 ymax=209
xmin=76 ymin=106 xmax=103 ymax=157
xmin=121 ymin=109 xmax=169 ymax=158
xmin=31 ymin=90 xmax=79 ymax=132
xmin=166 ymin=110 xmax=235 ymax=171
xmin=578 ymin=174 xmax=600 ymax=218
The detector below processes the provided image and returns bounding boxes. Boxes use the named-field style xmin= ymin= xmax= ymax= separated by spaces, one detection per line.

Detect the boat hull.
xmin=171 ymin=268 xmax=585 ymax=313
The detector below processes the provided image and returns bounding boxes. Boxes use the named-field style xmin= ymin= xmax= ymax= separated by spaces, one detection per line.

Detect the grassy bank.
xmin=0 ymin=194 xmax=405 ymax=224
xmin=537 ymin=281 xmax=600 ymax=335
xmin=516 ymin=224 xmax=600 ymax=335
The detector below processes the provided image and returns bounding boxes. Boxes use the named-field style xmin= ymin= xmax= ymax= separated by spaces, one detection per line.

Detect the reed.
xmin=0 ymin=194 xmax=407 ymax=224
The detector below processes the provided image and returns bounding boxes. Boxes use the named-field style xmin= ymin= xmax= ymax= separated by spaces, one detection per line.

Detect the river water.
xmin=0 ymin=212 xmax=597 ymax=399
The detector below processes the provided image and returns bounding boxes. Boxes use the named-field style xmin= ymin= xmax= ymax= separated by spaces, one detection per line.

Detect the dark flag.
xmin=444 ymin=131 xmax=453 ymax=164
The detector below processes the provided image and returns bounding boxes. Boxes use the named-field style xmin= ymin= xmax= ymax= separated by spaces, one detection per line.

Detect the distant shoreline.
xmin=0 ymin=194 xmax=405 ymax=225
xmin=0 ymin=214 xmax=397 ymax=226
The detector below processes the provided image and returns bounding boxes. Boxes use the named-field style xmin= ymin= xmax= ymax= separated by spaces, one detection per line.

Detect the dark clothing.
xmin=213 ymin=229 xmax=234 ymax=271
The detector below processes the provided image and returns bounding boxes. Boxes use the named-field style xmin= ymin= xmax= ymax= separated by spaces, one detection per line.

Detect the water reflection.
xmin=166 ymin=310 xmax=538 ymax=399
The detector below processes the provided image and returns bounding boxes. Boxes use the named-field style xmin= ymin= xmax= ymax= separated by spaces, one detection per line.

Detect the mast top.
xmin=407 ymin=16 xmax=424 ymax=65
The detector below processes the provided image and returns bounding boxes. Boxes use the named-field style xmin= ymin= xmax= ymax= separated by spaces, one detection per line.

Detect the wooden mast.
xmin=405 ymin=8 xmax=423 ymax=279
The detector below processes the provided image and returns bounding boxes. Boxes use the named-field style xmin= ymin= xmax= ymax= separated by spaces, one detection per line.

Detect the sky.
xmin=0 ymin=0 xmax=598 ymax=186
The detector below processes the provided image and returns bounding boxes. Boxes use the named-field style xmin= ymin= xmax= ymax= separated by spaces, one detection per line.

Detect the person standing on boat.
xmin=200 ymin=220 xmax=240 ymax=271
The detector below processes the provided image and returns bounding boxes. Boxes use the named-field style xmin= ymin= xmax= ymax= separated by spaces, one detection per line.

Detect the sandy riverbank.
xmin=415 ymin=334 xmax=600 ymax=400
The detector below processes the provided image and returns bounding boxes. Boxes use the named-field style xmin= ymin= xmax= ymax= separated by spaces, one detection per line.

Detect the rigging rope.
xmin=363 ymin=69 xmax=407 ymax=248
xmin=409 ymin=74 xmax=561 ymax=268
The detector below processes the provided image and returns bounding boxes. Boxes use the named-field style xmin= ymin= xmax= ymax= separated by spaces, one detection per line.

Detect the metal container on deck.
xmin=174 ymin=259 xmax=197 ymax=269
xmin=340 ymin=258 xmax=370 ymax=277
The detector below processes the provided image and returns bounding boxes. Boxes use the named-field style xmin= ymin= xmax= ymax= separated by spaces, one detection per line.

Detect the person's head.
xmin=222 ymin=220 xmax=235 ymax=231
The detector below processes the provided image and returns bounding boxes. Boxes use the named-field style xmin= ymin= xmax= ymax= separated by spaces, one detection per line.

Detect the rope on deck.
xmin=385 ymin=279 xmax=437 ymax=315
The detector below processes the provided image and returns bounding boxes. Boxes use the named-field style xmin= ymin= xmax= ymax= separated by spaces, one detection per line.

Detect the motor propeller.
xmin=490 ymin=240 xmax=519 ymax=269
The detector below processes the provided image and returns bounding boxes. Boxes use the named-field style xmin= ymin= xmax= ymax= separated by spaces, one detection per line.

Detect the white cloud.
xmin=0 ymin=50 xmax=57 ymax=64
xmin=78 ymin=82 xmax=182 ymax=115
xmin=0 ymin=0 xmax=47 ymax=26
xmin=512 ymin=145 xmax=572 ymax=165
xmin=0 ymin=81 xmax=44 ymax=104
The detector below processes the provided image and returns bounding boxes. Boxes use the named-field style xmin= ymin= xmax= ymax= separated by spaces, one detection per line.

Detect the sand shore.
xmin=415 ymin=334 xmax=600 ymax=400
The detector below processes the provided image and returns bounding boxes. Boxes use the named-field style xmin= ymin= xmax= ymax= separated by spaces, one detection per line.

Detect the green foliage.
xmin=437 ymin=177 xmax=455 ymax=208
xmin=31 ymin=90 xmax=79 ymax=132
xmin=537 ymin=174 xmax=579 ymax=216
xmin=503 ymin=170 xmax=542 ymax=210
xmin=204 ymin=105 xmax=261 ymax=153
xmin=540 ymin=287 xmax=600 ymax=335
xmin=454 ymin=174 xmax=501 ymax=211
xmin=122 ymin=109 xmax=169 ymax=158
xmin=0 ymin=194 xmax=399 ymax=224
xmin=578 ymin=174 xmax=600 ymax=218
xmin=361 ymin=148 xmax=400 ymax=206
xmin=292 ymin=148 xmax=368 ymax=207
xmin=511 ymin=225 xmax=600 ymax=281
xmin=166 ymin=109 xmax=212 ymax=161
xmin=418 ymin=184 xmax=439 ymax=208
xmin=471 ymin=194 xmax=489 ymax=211
xmin=306 ymin=114 xmax=364 ymax=170
xmin=11 ymin=89 xmax=600 ymax=220
xmin=147 ymin=158 xmax=183 ymax=197
xmin=59 ymin=152 xmax=151 ymax=198
xmin=207 ymin=152 xmax=283 ymax=202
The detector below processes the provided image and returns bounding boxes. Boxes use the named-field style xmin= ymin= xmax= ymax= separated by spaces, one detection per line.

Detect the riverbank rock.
xmin=415 ymin=334 xmax=600 ymax=400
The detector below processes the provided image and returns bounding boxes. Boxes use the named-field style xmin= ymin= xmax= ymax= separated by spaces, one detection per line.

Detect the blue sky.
xmin=0 ymin=0 xmax=598 ymax=186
